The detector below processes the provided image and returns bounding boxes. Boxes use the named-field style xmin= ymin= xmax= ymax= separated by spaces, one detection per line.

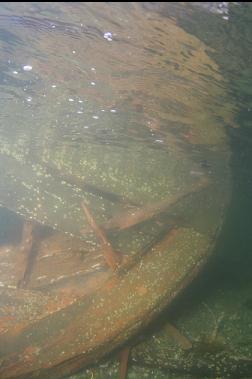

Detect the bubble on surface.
xmin=23 ymin=65 xmax=33 ymax=71
xmin=103 ymin=32 xmax=113 ymax=41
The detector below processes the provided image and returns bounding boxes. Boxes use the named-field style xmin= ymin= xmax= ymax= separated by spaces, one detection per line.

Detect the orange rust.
xmin=0 ymin=315 xmax=16 ymax=334
xmin=153 ymin=226 xmax=180 ymax=253
xmin=0 ymin=327 xmax=8 ymax=334
xmin=81 ymin=201 xmax=121 ymax=271
xmin=4 ymin=322 xmax=30 ymax=340
xmin=57 ymin=286 xmax=84 ymax=299
xmin=114 ymin=318 xmax=128 ymax=331
xmin=0 ymin=314 xmax=16 ymax=323
xmin=119 ymin=346 xmax=131 ymax=379
xmin=23 ymin=345 xmax=40 ymax=357
xmin=0 ymin=353 xmax=26 ymax=376
xmin=136 ymin=285 xmax=148 ymax=296
xmin=16 ymin=221 xmax=34 ymax=288
xmin=103 ymin=178 xmax=208 ymax=232
xmin=44 ymin=296 xmax=74 ymax=314
xmin=0 ymin=314 xmax=18 ymax=335
xmin=104 ymin=276 xmax=120 ymax=292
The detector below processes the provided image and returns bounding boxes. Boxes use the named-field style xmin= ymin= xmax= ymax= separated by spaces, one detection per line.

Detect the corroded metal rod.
xmin=81 ymin=201 xmax=121 ymax=271
xmin=16 ymin=221 xmax=34 ymax=288
xmin=103 ymin=177 xmax=209 ymax=231
xmin=119 ymin=346 xmax=131 ymax=379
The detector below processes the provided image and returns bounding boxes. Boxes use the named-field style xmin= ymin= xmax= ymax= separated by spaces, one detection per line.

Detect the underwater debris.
xmin=81 ymin=201 xmax=121 ymax=271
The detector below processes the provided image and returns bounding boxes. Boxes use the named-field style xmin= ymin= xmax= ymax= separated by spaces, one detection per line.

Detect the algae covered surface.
xmin=68 ymin=283 xmax=252 ymax=379
xmin=0 ymin=2 xmax=245 ymax=379
xmin=68 ymin=3 xmax=252 ymax=378
xmin=0 ymin=2 xmax=233 ymax=238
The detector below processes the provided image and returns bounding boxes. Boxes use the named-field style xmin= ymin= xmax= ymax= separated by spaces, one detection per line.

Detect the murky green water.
xmin=0 ymin=2 xmax=251 ymax=379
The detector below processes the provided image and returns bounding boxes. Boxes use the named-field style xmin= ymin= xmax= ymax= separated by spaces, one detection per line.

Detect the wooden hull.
xmin=0 ymin=215 xmax=214 ymax=379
